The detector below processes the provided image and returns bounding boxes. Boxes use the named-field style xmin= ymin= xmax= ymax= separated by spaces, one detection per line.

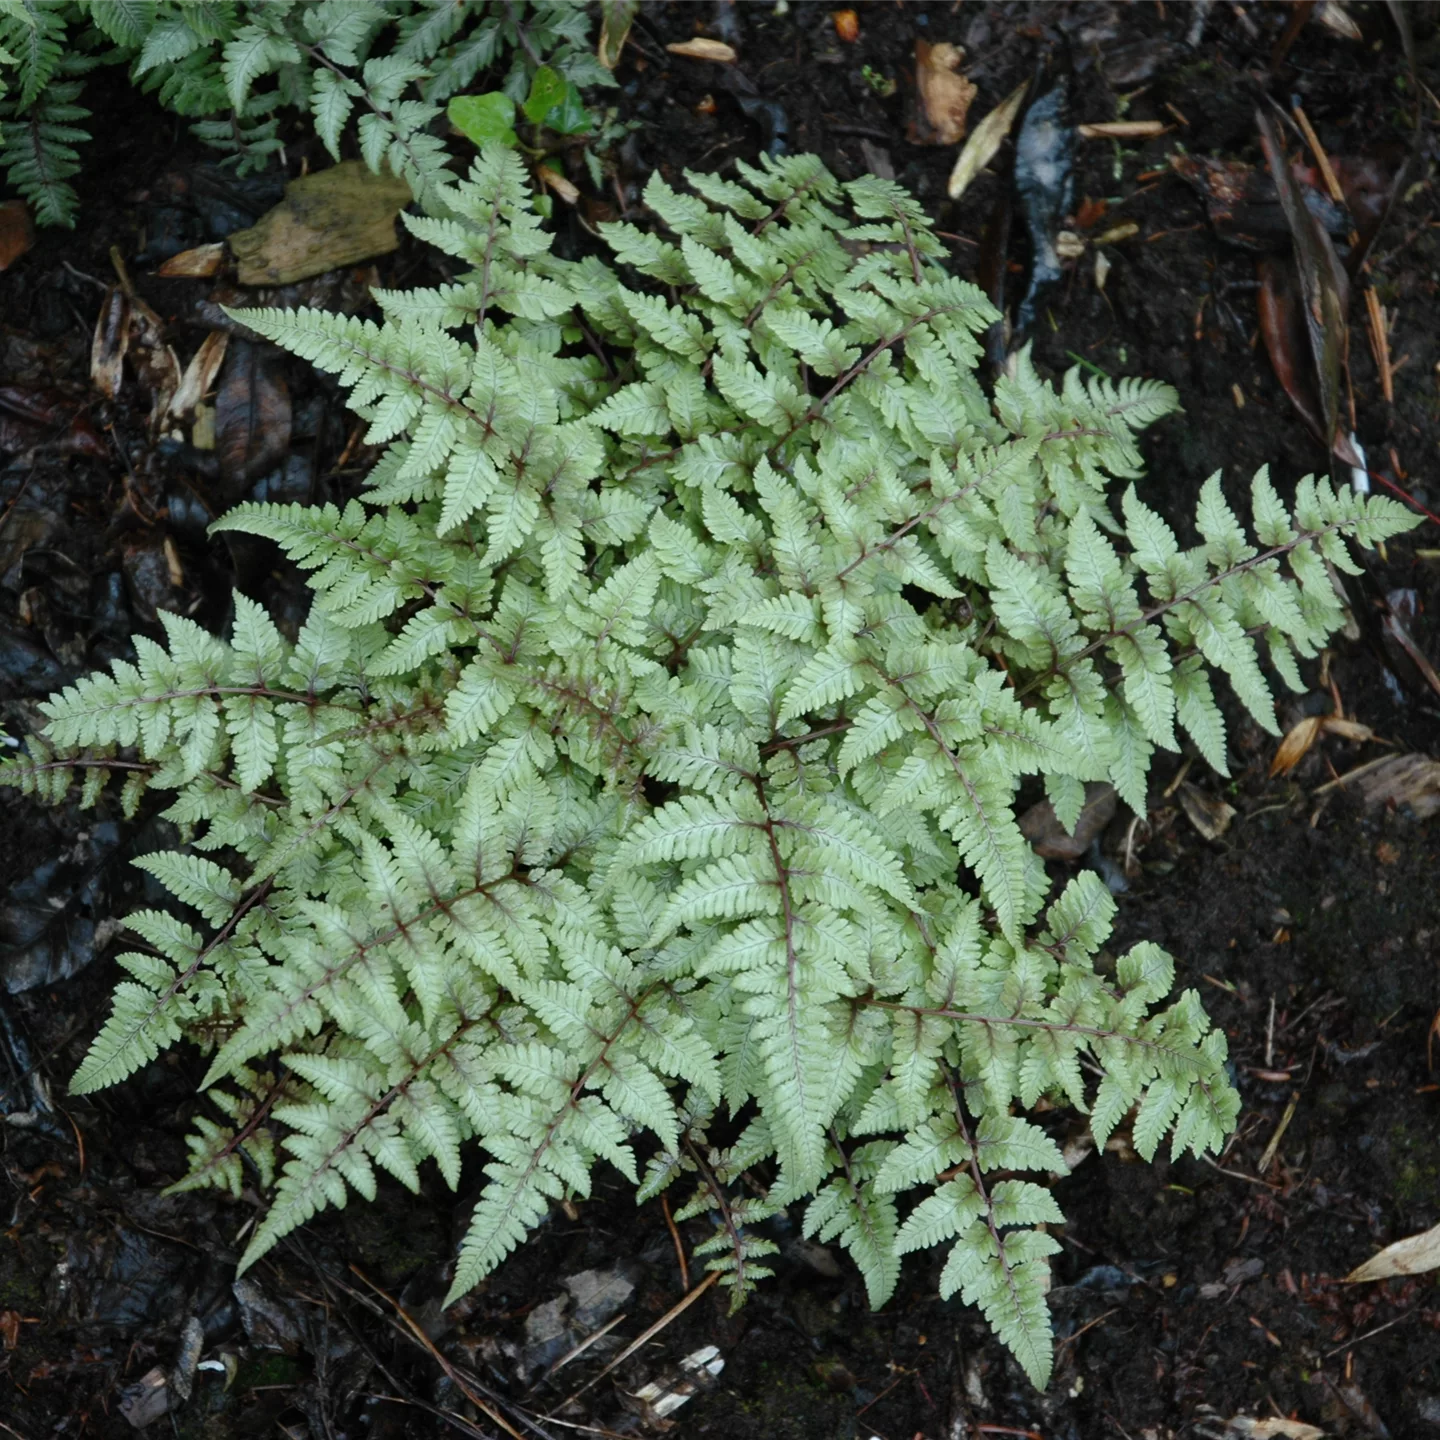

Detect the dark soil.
xmin=3 ymin=4 xmax=1440 ymax=1438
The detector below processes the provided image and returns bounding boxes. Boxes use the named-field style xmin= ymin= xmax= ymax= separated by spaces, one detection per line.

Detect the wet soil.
xmin=3 ymin=4 xmax=1440 ymax=1438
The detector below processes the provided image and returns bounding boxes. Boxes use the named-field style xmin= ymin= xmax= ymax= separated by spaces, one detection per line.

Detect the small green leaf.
xmin=448 ymin=93 xmax=518 ymax=148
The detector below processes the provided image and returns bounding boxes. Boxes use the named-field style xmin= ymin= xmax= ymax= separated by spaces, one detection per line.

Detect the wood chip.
xmin=666 ymin=38 xmax=737 ymax=63
xmin=1350 ymin=751 xmax=1440 ymax=817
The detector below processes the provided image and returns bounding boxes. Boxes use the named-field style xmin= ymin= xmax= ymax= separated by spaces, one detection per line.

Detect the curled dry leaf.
xmin=1078 ymin=120 xmax=1169 ymax=139
xmin=167 ymin=331 xmax=230 ymax=423
xmin=1178 ymin=782 xmax=1235 ymax=841
xmin=947 ymin=79 xmax=1028 ymax=200
xmin=666 ymin=38 xmax=737 ymax=63
xmin=1271 ymin=715 xmax=1323 ymax=775
xmin=912 ymin=40 xmax=976 ymax=147
xmin=90 ymin=286 xmax=131 ymax=400
xmin=1345 ymin=1219 xmax=1440 ymax=1282
xmin=157 ymin=242 xmax=226 ymax=279
xmin=0 ymin=199 xmax=35 ymax=272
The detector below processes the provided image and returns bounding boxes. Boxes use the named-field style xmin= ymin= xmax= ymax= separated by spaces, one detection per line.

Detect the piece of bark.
xmin=228 ymin=161 xmax=412 ymax=286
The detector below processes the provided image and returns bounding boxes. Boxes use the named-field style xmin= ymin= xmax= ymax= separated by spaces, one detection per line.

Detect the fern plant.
xmin=0 ymin=0 xmax=605 ymax=225
xmin=3 ymin=148 xmax=1416 ymax=1387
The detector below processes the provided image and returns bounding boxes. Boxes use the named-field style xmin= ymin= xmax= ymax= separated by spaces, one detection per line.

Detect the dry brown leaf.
xmin=947 ymin=79 xmax=1028 ymax=199
xmin=666 ymin=38 xmax=737 ymax=63
xmin=832 ymin=9 xmax=859 ymax=43
xmin=1346 ymin=1219 xmax=1440 ymax=1282
xmin=0 ymin=199 xmax=35 ymax=272
xmin=913 ymin=40 xmax=976 ymax=147
xmin=158 ymin=242 xmax=226 ymax=278
xmin=1019 ymin=783 xmax=1116 ymax=860
xmin=1178 ymin=783 xmax=1235 ymax=841
xmin=1078 ymin=120 xmax=1169 ymax=139
xmin=228 ymin=161 xmax=412 ymax=286
xmin=1271 ymin=715 xmax=1322 ymax=775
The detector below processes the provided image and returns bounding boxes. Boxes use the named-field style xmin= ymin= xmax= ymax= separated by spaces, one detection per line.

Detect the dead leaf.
xmin=832 ymin=9 xmax=859 ymax=43
xmin=1258 ymin=255 xmax=1329 ymax=443
xmin=1347 ymin=1222 xmax=1440 ymax=1281
xmin=1381 ymin=590 xmax=1440 ymax=700
xmin=90 ymin=286 xmax=131 ymax=399
xmin=1093 ymin=221 xmax=1139 ymax=245
xmin=912 ymin=40 xmax=976 ymax=147
xmin=539 ymin=168 xmax=580 ymax=205
xmin=228 ymin=161 xmax=412 ymax=286
xmin=125 ymin=291 xmax=182 ymax=434
xmin=1272 ymin=715 xmax=1322 ymax=775
xmin=1178 ymin=783 xmax=1235 ymax=841
xmin=666 ymin=38 xmax=737 ymax=63
xmin=597 ymin=0 xmax=638 ymax=69
xmin=1078 ymin=120 xmax=1169 ymax=139
xmin=1352 ymin=752 xmax=1440 ymax=818
xmin=214 ymin=339 xmax=292 ymax=502
xmin=1019 ymin=783 xmax=1116 ymax=859
xmin=1225 ymin=1419 xmax=1327 ymax=1440
xmin=1321 ymin=717 xmax=1373 ymax=743
xmin=0 ymin=200 xmax=35 ymax=272
xmin=1256 ymin=106 xmax=1352 ymax=463
xmin=168 ymin=332 xmax=230 ymax=423
xmin=158 ymin=242 xmax=226 ymax=278
xmin=947 ymin=79 xmax=1028 ymax=199
xmin=1314 ymin=0 xmax=1362 ymax=39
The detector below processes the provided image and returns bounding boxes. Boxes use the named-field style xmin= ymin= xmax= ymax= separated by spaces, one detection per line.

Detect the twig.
xmin=1255 ymin=1091 xmax=1299 ymax=1173
xmin=1323 ymin=1309 xmax=1416 ymax=1359
xmin=551 ymin=1271 xmax=720 ymax=1411
xmin=349 ymin=1265 xmax=535 ymax=1440
xmin=529 ymin=1312 xmax=629 ymax=1391
xmin=1312 ymin=753 xmax=1396 ymax=797
xmin=660 ymin=1193 xmax=689 ymax=1290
